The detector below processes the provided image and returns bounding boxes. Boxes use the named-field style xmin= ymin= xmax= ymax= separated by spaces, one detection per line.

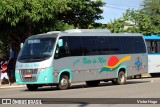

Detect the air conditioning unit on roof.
xmin=64 ymin=29 xmax=111 ymax=33
xmin=47 ymin=31 xmax=61 ymax=34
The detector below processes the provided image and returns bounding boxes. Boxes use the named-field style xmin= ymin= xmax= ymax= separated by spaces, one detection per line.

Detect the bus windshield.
xmin=18 ymin=37 xmax=56 ymax=62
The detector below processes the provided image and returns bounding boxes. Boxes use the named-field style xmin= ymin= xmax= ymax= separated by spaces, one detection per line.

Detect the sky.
xmin=98 ymin=0 xmax=144 ymax=23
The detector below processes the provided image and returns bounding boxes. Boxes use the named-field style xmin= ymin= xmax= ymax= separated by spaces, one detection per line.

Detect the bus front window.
xmin=18 ymin=37 xmax=56 ymax=62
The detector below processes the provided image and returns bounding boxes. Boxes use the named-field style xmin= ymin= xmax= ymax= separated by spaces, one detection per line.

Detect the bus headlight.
xmin=15 ymin=70 xmax=20 ymax=73
xmin=38 ymin=67 xmax=50 ymax=72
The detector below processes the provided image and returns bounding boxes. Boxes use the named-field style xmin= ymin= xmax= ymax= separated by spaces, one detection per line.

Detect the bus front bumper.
xmin=15 ymin=67 xmax=56 ymax=85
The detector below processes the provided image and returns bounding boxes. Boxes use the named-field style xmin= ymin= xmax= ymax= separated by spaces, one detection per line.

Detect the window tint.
xmin=81 ymin=37 xmax=98 ymax=55
xmin=120 ymin=37 xmax=133 ymax=54
xmin=19 ymin=38 xmax=56 ymax=62
xmin=107 ymin=37 xmax=122 ymax=54
xmin=133 ymin=37 xmax=146 ymax=53
xmin=146 ymin=40 xmax=160 ymax=54
xmin=97 ymin=36 xmax=110 ymax=55
xmin=54 ymin=37 xmax=69 ymax=59
xmin=54 ymin=35 xmax=146 ymax=59
xmin=67 ymin=36 xmax=83 ymax=56
xmin=157 ymin=41 xmax=160 ymax=53
xmin=146 ymin=41 xmax=152 ymax=53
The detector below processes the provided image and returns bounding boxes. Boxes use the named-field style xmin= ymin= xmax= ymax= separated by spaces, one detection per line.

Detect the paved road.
xmin=0 ymin=77 xmax=160 ymax=107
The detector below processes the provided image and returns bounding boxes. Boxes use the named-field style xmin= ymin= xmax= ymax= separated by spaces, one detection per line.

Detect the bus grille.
xmin=20 ymin=69 xmax=38 ymax=82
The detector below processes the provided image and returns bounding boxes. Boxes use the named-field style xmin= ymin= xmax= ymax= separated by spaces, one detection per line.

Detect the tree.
xmin=0 ymin=0 xmax=70 ymax=58
xmin=58 ymin=0 xmax=106 ymax=29
xmin=0 ymin=0 xmax=106 ymax=58
xmin=107 ymin=9 xmax=155 ymax=35
xmin=123 ymin=9 xmax=153 ymax=35
xmin=0 ymin=34 xmax=9 ymax=58
xmin=107 ymin=0 xmax=160 ymax=35
xmin=142 ymin=0 xmax=160 ymax=35
xmin=107 ymin=18 xmax=125 ymax=33
xmin=88 ymin=23 xmax=108 ymax=29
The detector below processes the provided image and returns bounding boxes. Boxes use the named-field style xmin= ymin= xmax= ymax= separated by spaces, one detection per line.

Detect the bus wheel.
xmin=86 ymin=80 xmax=100 ymax=87
xmin=135 ymin=74 xmax=141 ymax=79
xmin=117 ymin=71 xmax=126 ymax=85
xmin=112 ymin=71 xmax=126 ymax=85
xmin=26 ymin=84 xmax=38 ymax=91
xmin=112 ymin=79 xmax=117 ymax=85
xmin=150 ymin=73 xmax=160 ymax=77
xmin=58 ymin=75 xmax=70 ymax=90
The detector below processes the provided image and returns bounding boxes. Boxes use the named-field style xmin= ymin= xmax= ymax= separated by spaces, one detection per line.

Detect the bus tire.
xmin=150 ymin=73 xmax=160 ymax=77
xmin=112 ymin=79 xmax=117 ymax=85
xmin=58 ymin=75 xmax=70 ymax=90
xmin=26 ymin=84 xmax=38 ymax=91
xmin=112 ymin=71 xmax=126 ymax=85
xmin=136 ymin=74 xmax=142 ymax=79
xmin=117 ymin=71 xmax=126 ymax=85
xmin=86 ymin=80 xmax=100 ymax=87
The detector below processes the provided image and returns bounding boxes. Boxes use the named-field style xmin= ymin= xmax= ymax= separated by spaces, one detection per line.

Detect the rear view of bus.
xmin=145 ymin=35 xmax=160 ymax=77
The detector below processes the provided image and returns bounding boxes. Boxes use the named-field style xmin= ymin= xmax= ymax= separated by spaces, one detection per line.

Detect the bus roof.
xmin=28 ymin=33 xmax=59 ymax=39
xmin=144 ymin=35 xmax=160 ymax=40
xmin=28 ymin=29 xmax=143 ymax=39
xmin=64 ymin=29 xmax=111 ymax=33
xmin=59 ymin=32 xmax=143 ymax=37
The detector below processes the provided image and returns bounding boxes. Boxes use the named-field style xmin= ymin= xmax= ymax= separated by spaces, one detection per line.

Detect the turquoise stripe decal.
xmin=116 ymin=66 xmax=127 ymax=78
xmin=58 ymin=69 xmax=73 ymax=83
xmin=15 ymin=67 xmax=54 ymax=84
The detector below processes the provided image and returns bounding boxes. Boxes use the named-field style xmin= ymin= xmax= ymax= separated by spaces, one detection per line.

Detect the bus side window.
xmin=107 ymin=37 xmax=121 ymax=54
xmin=54 ymin=37 xmax=69 ymax=59
xmin=67 ymin=36 xmax=83 ymax=56
xmin=133 ymin=37 xmax=146 ymax=53
xmin=81 ymin=36 xmax=98 ymax=55
xmin=97 ymin=36 xmax=109 ymax=55
xmin=146 ymin=41 xmax=151 ymax=53
xmin=120 ymin=37 xmax=134 ymax=54
xmin=151 ymin=41 xmax=155 ymax=53
xmin=157 ymin=41 xmax=160 ymax=53
xmin=147 ymin=41 xmax=160 ymax=54
xmin=149 ymin=41 xmax=158 ymax=53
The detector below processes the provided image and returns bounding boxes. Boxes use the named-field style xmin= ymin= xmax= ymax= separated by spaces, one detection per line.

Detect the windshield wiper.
xmin=20 ymin=55 xmax=31 ymax=60
xmin=19 ymin=54 xmax=51 ymax=62
xmin=31 ymin=56 xmax=43 ymax=59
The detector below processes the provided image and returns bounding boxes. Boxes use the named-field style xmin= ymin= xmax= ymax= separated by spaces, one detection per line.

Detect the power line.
xmin=107 ymin=4 xmax=140 ymax=8
xmin=105 ymin=6 xmax=129 ymax=10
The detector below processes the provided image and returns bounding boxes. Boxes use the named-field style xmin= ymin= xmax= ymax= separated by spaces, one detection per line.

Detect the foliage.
xmin=0 ymin=34 xmax=9 ymax=58
xmin=107 ymin=18 xmax=125 ymax=33
xmin=0 ymin=0 xmax=67 ymax=26
xmin=106 ymin=9 xmax=153 ymax=35
xmin=142 ymin=0 xmax=160 ymax=35
xmin=58 ymin=0 xmax=106 ymax=29
xmin=0 ymin=0 xmax=105 ymax=58
xmin=123 ymin=9 xmax=153 ymax=35
xmin=88 ymin=23 xmax=107 ymax=29
xmin=0 ymin=0 xmax=69 ymax=58
xmin=106 ymin=0 xmax=160 ymax=35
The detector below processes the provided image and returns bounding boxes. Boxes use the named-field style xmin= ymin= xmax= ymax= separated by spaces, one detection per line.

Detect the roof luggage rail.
xmin=64 ymin=29 xmax=111 ymax=33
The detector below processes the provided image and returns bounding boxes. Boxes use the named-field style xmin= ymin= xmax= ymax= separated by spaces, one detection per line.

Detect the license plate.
xmin=24 ymin=74 xmax=32 ymax=78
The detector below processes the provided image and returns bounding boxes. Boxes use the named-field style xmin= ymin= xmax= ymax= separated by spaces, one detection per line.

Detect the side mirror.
xmin=58 ymin=39 xmax=63 ymax=47
xmin=20 ymin=43 xmax=23 ymax=49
